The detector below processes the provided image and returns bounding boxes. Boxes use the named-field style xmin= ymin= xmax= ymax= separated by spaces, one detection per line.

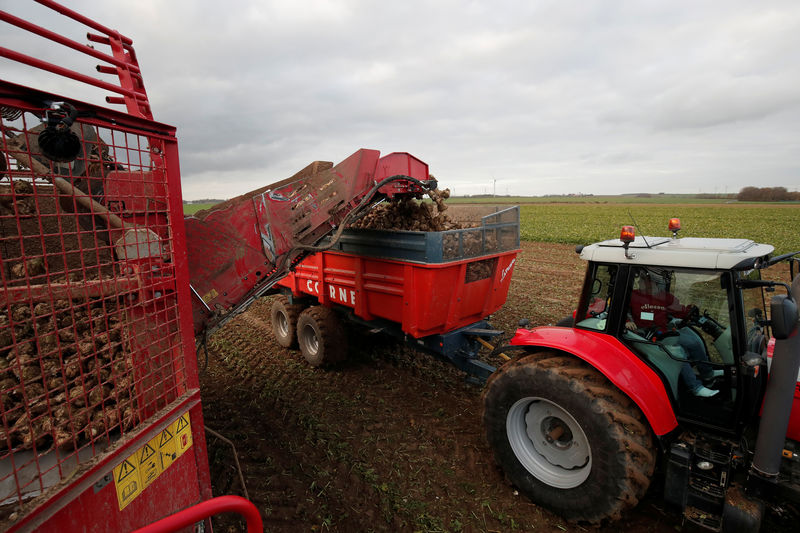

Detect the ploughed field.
xmin=200 ymin=242 xmax=696 ymax=533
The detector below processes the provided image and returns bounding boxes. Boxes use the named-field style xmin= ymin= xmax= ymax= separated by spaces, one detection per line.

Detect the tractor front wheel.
xmin=297 ymin=306 xmax=347 ymax=366
xmin=270 ymin=295 xmax=304 ymax=348
xmin=482 ymin=351 xmax=655 ymax=525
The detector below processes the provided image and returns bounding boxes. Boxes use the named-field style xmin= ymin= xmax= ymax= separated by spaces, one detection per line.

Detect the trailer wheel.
xmin=297 ymin=306 xmax=347 ymax=366
xmin=270 ymin=295 xmax=304 ymax=348
xmin=482 ymin=351 xmax=655 ymax=525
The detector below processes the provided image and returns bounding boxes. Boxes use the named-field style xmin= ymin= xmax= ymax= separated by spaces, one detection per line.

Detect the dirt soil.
xmin=198 ymin=242 xmax=795 ymax=533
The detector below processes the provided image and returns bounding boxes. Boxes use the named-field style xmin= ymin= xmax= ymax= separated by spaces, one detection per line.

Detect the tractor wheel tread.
xmin=482 ymin=351 xmax=656 ymax=525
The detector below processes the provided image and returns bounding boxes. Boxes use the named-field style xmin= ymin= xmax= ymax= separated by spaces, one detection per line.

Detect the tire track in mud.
xmin=202 ymin=309 xmax=388 ymax=532
xmin=201 ymin=299 xmax=566 ymax=532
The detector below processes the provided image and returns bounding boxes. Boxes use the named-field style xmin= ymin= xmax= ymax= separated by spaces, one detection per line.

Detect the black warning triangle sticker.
xmin=159 ymin=427 xmax=174 ymax=447
xmin=117 ymin=459 xmax=136 ymax=482
xmin=140 ymin=442 xmax=157 ymax=463
xmin=176 ymin=415 xmax=189 ymax=433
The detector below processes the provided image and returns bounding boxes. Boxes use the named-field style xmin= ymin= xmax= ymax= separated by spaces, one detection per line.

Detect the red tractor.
xmin=482 ymin=221 xmax=800 ymax=531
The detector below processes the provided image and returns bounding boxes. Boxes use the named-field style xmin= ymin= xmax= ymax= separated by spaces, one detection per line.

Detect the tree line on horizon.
xmin=737 ymin=187 xmax=800 ymax=202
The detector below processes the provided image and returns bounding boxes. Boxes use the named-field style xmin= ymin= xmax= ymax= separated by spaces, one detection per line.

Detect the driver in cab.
xmin=625 ymin=270 xmax=722 ymax=397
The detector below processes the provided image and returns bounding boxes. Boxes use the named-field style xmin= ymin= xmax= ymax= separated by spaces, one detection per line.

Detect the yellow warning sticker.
xmin=114 ymin=410 xmax=193 ymax=510
xmin=113 ymin=458 xmax=141 ymax=510
xmin=174 ymin=413 xmax=193 ymax=457
xmin=138 ymin=440 xmax=162 ymax=490
xmin=158 ymin=426 xmax=177 ymax=471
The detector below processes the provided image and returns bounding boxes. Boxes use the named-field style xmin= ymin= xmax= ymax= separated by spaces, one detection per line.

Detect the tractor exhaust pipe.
xmin=751 ymin=274 xmax=800 ymax=478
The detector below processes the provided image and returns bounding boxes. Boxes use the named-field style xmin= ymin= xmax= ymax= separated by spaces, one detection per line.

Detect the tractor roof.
xmin=579 ymin=236 xmax=775 ymax=270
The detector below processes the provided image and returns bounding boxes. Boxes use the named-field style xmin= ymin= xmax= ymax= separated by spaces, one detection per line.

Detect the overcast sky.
xmin=3 ymin=1 xmax=799 ymax=199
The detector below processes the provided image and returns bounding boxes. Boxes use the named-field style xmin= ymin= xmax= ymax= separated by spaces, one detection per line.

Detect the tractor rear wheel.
xmin=482 ymin=351 xmax=655 ymax=525
xmin=297 ymin=306 xmax=347 ymax=367
xmin=270 ymin=295 xmax=304 ymax=348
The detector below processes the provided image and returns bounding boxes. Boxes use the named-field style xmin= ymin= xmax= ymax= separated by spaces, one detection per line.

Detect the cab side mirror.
xmin=770 ymin=294 xmax=798 ymax=340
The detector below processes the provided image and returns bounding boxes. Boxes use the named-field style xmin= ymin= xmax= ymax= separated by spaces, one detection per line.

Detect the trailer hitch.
xmin=473 ymin=336 xmax=511 ymax=362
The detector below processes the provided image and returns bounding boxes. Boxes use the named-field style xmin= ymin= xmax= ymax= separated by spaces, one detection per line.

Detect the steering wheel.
xmin=675 ymin=305 xmax=700 ymax=329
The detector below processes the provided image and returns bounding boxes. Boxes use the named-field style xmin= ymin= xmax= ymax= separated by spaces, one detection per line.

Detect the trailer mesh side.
xmin=0 ymin=102 xmax=188 ymax=515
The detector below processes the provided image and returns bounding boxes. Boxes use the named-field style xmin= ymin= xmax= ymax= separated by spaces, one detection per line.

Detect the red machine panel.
xmin=183 ymin=149 xmax=431 ymax=337
xmin=279 ymin=249 xmax=519 ymax=338
xmin=0 ymin=4 xmax=209 ymax=531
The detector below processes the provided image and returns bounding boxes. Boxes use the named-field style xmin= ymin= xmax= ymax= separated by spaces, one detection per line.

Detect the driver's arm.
xmin=665 ymin=293 xmax=694 ymax=319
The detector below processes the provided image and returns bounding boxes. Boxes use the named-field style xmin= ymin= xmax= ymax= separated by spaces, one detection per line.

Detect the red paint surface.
xmin=279 ymin=250 xmax=519 ymax=338
xmin=510 ymin=326 xmax=679 ymax=436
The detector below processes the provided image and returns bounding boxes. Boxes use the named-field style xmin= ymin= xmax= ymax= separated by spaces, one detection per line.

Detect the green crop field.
xmin=448 ymin=194 xmax=735 ymax=205
xmin=516 ymin=203 xmax=800 ymax=255
xmin=183 ymin=202 xmax=218 ymax=215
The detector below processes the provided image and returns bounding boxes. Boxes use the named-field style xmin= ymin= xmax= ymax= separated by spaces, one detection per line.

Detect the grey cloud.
xmin=3 ymin=1 xmax=799 ymax=198
xmin=648 ymin=75 xmax=800 ymax=130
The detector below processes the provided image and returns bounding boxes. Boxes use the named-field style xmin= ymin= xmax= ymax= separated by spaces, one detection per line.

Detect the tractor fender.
xmin=509 ymin=326 xmax=678 ymax=436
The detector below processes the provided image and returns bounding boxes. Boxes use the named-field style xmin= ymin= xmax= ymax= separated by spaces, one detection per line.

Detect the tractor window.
xmin=624 ymin=267 xmax=734 ymax=364
xmin=740 ymin=269 xmax=769 ymax=354
xmin=576 ymin=264 xmax=617 ymax=331
xmin=623 ymin=267 xmax=738 ymax=426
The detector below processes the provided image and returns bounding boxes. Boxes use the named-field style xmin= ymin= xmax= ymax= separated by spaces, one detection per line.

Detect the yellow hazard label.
xmin=158 ymin=426 xmax=177 ymax=470
xmin=114 ymin=410 xmax=193 ymax=510
xmin=174 ymin=413 xmax=193 ymax=457
xmin=113 ymin=458 xmax=140 ymax=510
xmin=138 ymin=440 xmax=162 ymax=490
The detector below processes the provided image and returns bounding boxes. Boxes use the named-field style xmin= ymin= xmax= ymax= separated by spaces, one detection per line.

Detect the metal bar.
xmin=132 ymin=495 xmax=263 ymax=533
xmin=0 ymin=277 xmax=139 ymax=307
xmin=0 ymin=46 xmax=140 ymax=100
xmin=204 ymin=427 xmax=249 ymax=500
xmin=0 ymin=10 xmax=139 ymax=75
xmin=475 ymin=336 xmax=510 ymax=361
xmin=33 ymin=0 xmax=134 ymax=46
xmin=2 ymin=130 xmax=129 ymax=230
xmin=189 ymin=285 xmax=212 ymax=312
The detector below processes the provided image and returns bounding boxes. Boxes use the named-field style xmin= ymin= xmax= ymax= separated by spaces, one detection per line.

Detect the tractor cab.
xmin=574 ymin=221 xmax=780 ymax=433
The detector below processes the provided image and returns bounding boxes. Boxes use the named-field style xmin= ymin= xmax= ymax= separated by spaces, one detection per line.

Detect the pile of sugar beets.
xmin=349 ymin=187 xmax=460 ymax=232
xmin=349 ymin=187 xmax=498 ymax=280
xmin=0 ymin=178 xmax=139 ymax=453
xmin=0 ymin=293 xmax=140 ymax=452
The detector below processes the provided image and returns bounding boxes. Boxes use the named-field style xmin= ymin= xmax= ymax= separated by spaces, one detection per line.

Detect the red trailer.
xmin=274 ymin=207 xmax=521 ymax=379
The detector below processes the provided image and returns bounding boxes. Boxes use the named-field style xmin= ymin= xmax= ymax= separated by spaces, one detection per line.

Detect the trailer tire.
xmin=297 ymin=306 xmax=347 ymax=367
xmin=271 ymin=295 xmax=304 ymax=349
xmin=482 ymin=351 xmax=655 ymax=525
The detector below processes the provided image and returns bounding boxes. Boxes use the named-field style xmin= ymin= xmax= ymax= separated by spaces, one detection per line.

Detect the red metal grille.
xmin=0 ymin=101 xmax=188 ymax=516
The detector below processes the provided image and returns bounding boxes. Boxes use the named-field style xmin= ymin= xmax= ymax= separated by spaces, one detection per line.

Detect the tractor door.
xmin=619 ymin=267 xmax=742 ymax=431
xmin=573 ymin=263 xmax=622 ymax=332
xmin=735 ymin=269 xmax=771 ymax=424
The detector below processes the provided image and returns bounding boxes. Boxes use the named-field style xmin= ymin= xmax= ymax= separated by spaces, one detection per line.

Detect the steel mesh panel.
xmin=0 ymin=105 xmax=186 ymax=511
